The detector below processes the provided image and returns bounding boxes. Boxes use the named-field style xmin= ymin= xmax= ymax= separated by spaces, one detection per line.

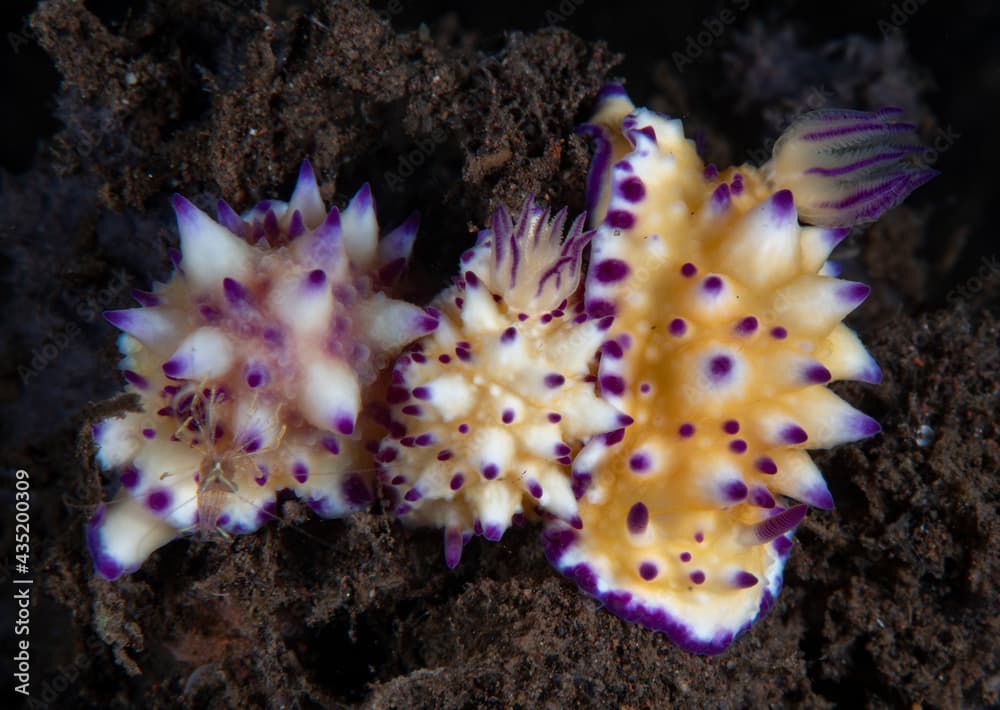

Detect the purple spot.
xmin=733 ymin=571 xmax=759 ymax=589
xmin=669 ymin=318 xmax=687 ymax=336
xmin=770 ymin=189 xmax=795 ymax=219
xmin=781 ymin=425 xmax=809 ymax=445
xmin=595 ymin=258 xmax=630 ymax=283
xmin=708 ymin=355 xmax=733 ymax=380
xmin=640 ymin=382 xmax=651 ymax=394
xmin=596 ymin=316 xmax=614 ymax=332
xmin=690 ymin=570 xmax=706 ymax=585
xmin=773 ymin=536 xmax=793 ymax=557
xmin=123 ymin=370 xmax=148 ymax=389
xmin=414 ymin=433 xmax=434 ymax=447
xmin=839 ymin=282 xmax=871 ymax=304
xmin=545 ymin=373 xmax=566 ymax=388
xmin=411 ymin=352 xmax=427 ymax=364
xmin=601 ymin=375 xmax=625 ymax=396
xmin=702 ymin=275 xmax=723 ymax=294
xmin=293 ymin=461 xmax=309 ymax=484
xmin=412 ymin=386 xmax=431 ymax=400
xmin=335 ymin=416 xmax=355 ymax=436
xmin=455 ymin=347 xmax=471 ymax=362
xmin=147 ymin=489 xmax=172 ymax=513
xmin=547 ymin=413 xmax=562 ymax=423
xmin=735 ymin=316 xmax=758 ymax=335
xmin=458 ymin=423 xmax=469 ymax=434
xmin=639 ymin=562 xmax=658 ymax=581
xmin=627 ymin=502 xmax=649 ymax=534
xmin=771 ymin=326 xmax=788 ymax=339
xmin=729 ymin=439 xmax=748 ymax=454
xmin=749 ymin=486 xmax=776 ymax=508
xmin=679 ymin=423 xmax=696 ymax=438
xmin=722 ymin=420 xmax=740 ymax=434
xmin=634 ymin=125 xmax=657 ymax=143
xmin=450 ymin=473 xmax=465 ymax=490
xmin=139 ymin=428 xmax=156 ymax=440
xmin=851 ymin=414 xmax=882 ymax=438
xmin=502 ymin=408 xmax=515 ymax=424
xmin=604 ymin=428 xmax=625 ymax=446
xmin=722 ymin=480 xmax=748 ymax=501
xmin=601 ymin=340 xmax=623 ymax=359
xmin=377 ymin=447 xmax=397 ymax=463
xmin=307 ymin=269 xmax=326 ymax=288
xmin=731 ymin=173 xmax=744 ymax=195
xmin=628 ymin=452 xmax=650 ymax=473
xmin=437 ymin=449 xmax=453 ymax=461
xmin=554 ymin=443 xmax=572 ymax=457
xmin=694 ymin=531 xmax=704 ymax=543
xmin=223 ymin=277 xmax=250 ymax=306
xmin=619 ymin=176 xmax=646 ymax=202
xmin=401 ymin=404 xmax=422 ymax=416
xmin=161 ymin=359 xmax=185 ymax=378
xmin=681 ymin=262 xmax=697 ymax=277
xmin=804 ymin=364 xmax=832 ymax=384
xmin=587 ymin=299 xmax=616 ymax=318
xmin=120 ymin=464 xmax=140 ymax=489
xmin=500 ymin=327 xmax=517 ymax=344
xmin=404 ymin=488 xmax=422 ymax=502
xmin=395 ymin=504 xmax=412 ymax=516
xmin=482 ymin=463 xmax=499 ymax=480
xmin=679 ymin=552 xmax=692 ymax=563
xmin=571 ymin=472 xmax=592 ymax=499
xmin=711 ymin=183 xmax=731 ymax=211
xmin=703 ymin=164 xmax=719 ymax=180
xmin=755 ymin=456 xmax=778 ymax=474
xmin=528 ymin=481 xmax=543 ymax=498
xmin=807 ymin=485 xmax=836 ymax=510
xmin=483 ymin=524 xmax=504 ymax=542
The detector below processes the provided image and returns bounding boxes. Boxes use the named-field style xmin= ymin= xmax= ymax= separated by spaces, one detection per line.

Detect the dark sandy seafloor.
xmin=1 ymin=0 xmax=998 ymax=708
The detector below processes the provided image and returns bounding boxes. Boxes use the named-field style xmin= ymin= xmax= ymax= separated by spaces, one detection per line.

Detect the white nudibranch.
xmin=87 ymin=161 xmax=436 ymax=579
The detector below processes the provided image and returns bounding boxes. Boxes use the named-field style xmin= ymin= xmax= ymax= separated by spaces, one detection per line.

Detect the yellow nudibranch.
xmin=540 ymin=85 xmax=934 ymax=653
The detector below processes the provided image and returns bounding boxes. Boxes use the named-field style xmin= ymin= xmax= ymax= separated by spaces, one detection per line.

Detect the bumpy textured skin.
xmin=543 ymin=86 xmax=916 ymax=654
xmin=87 ymin=161 xmax=436 ymax=580
xmin=378 ymin=200 xmax=630 ymax=567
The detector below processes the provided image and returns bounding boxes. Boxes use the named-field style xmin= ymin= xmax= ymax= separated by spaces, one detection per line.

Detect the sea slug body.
xmin=87 ymin=161 xmax=435 ymax=579
xmin=542 ymin=85 xmax=934 ymax=653
xmin=378 ymin=198 xmax=629 ymax=567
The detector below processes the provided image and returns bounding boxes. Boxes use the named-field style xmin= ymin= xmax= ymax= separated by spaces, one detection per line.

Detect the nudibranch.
xmin=87 ymin=160 xmax=435 ymax=580
xmin=377 ymin=199 xmax=629 ymax=567
xmin=543 ymin=86 xmax=935 ymax=653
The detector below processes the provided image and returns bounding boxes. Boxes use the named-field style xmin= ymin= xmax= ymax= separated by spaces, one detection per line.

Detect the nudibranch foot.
xmin=551 ymin=86 xmax=933 ymax=653
xmin=379 ymin=196 xmax=627 ymax=567
xmin=88 ymin=160 xmax=426 ymax=579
